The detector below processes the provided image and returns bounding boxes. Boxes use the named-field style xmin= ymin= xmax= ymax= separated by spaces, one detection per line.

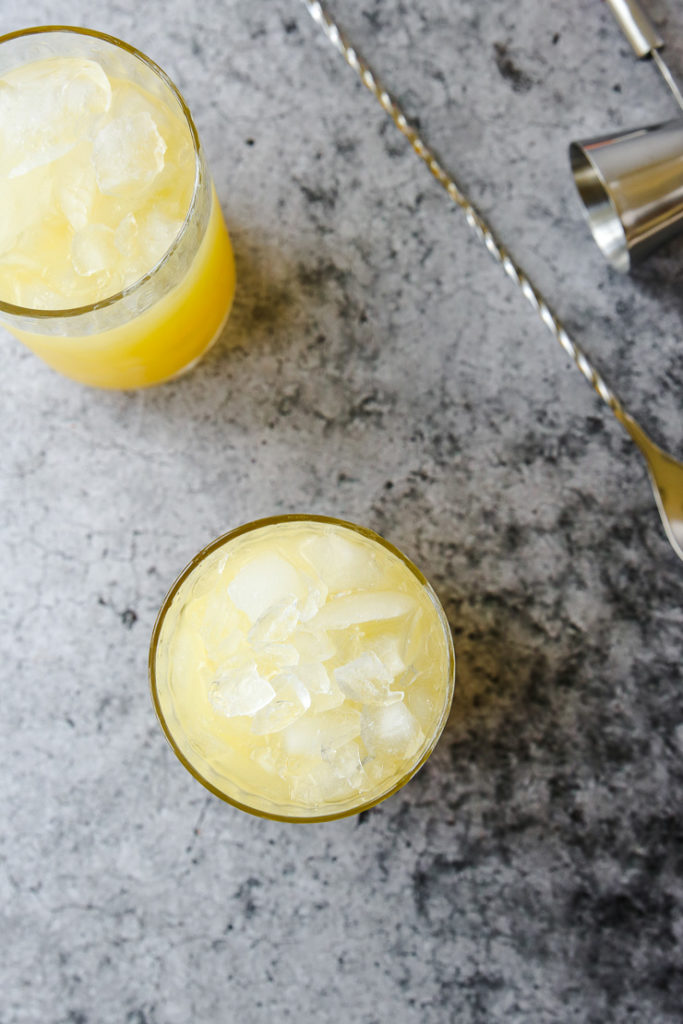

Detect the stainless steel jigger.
xmin=570 ymin=0 xmax=683 ymax=271
xmin=570 ymin=119 xmax=683 ymax=271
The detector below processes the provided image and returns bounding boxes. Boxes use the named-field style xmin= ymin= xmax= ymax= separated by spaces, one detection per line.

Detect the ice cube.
xmin=316 ymin=772 xmax=352 ymax=803
xmin=0 ymin=165 xmax=53 ymax=256
xmin=0 ymin=248 xmax=75 ymax=308
xmin=250 ymin=746 xmax=278 ymax=775
xmin=61 ymin=59 xmax=112 ymax=121
xmin=280 ymin=716 xmax=325 ymax=759
xmin=199 ymin=584 xmax=243 ymax=639
xmin=295 ymin=662 xmax=332 ymax=694
xmin=318 ymin=708 xmax=362 ymax=754
xmin=300 ymin=531 xmax=382 ymax=592
xmin=287 ymin=761 xmax=358 ymax=805
xmin=334 ymin=651 xmax=404 ymax=706
xmin=13 ymin=280 xmax=68 ymax=310
xmin=324 ymin=740 xmax=364 ymax=786
xmin=250 ymin=671 xmax=311 ymax=735
xmin=206 ymin=629 xmax=243 ymax=667
xmin=291 ymin=627 xmax=336 ymax=664
xmin=248 ymin=597 xmax=300 ymax=644
xmin=309 ymin=686 xmax=346 ymax=712
xmin=56 ymin=157 xmax=98 ymax=231
xmin=361 ymin=704 xmax=425 ymax=760
xmin=253 ymin=642 xmax=300 ymax=674
xmin=403 ymin=682 xmax=436 ymax=728
xmin=136 ymin=208 xmax=184 ymax=270
xmin=288 ymin=772 xmax=323 ymax=806
xmin=281 ymin=706 xmax=361 ymax=760
xmin=200 ymin=622 xmax=242 ymax=663
xmin=401 ymin=607 xmax=427 ymax=668
xmin=71 ymin=223 xmax=118 ymax=277
xmin=92 ymin=111 xmax=166 ymax=196
xmin=114 ymin=212 xmax=138 ymax=256
xmin=297 ymin=575 xmax=328 ymax=622
xmin=12 ymin=139 xmax=75 ymax=178
xmin=311 ymin=591 xmax=415 ymax=631
xmin=208 ymin=662 xmax=274 ymax=718
xmin=0 ymin=59 xmax=111 ymax=178
xmin=370 ymin=635 xmax=406 ymax=679
xmin=227 ymin=553 xmax=303 ymax=623
xmin=314 ymin=760 xmax=364 ymax=802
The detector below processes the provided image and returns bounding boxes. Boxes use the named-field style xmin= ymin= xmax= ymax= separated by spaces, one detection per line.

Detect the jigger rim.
xmin=569 ymin=140 xmax=630 ymax=272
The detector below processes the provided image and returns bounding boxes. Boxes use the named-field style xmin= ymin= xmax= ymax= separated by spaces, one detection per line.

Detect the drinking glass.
xmin=0 ymin=26 xmax=235 ymax=388
xmin=150 ymin=515 xmax=455 ymax=822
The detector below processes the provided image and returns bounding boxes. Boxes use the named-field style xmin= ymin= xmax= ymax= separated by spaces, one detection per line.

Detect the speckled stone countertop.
xmin=2 ymin=2 xmax=682 ymax=1022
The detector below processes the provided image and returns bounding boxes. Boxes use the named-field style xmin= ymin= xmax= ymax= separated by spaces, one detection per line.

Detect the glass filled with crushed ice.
xmin=150 ymin=515 xmax=455 ymax=822
xmin=0 ymin=27 xmax=235 ymax=388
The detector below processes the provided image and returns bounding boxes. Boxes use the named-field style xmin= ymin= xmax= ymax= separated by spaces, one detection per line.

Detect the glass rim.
xmin=0 ymin=24 xmax=203 ymax=320
xmin=149 ymin=514 xmax=456 ymax=824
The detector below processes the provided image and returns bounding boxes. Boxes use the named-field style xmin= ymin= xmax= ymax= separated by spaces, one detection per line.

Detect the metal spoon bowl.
xmin=618 ymin=411 xmax=683 ymax=558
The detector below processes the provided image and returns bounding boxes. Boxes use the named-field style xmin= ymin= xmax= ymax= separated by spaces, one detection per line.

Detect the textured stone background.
xmin=1 ymin=1 xmax=682 ymax=1022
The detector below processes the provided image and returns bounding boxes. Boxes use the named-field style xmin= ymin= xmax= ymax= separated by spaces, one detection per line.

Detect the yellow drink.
xmin=150 ymin=516 xmax=455 ymax=822
xmin=9 ymin=187 xmax=234 ymax=388
xmin=0 ymin=28 xmax=235 ymax=388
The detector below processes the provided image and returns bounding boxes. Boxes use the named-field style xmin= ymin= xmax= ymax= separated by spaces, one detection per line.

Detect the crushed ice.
xmin=208 ymin=663 xmax=274 ymax=718
xmin=171 ymin=525 xmax=444 ymax=808
xmin=92 ymin=111 xmax=166 ymax=196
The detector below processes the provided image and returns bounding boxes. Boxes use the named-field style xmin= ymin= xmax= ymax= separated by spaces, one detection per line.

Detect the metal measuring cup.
xmin=570 ymin=0 xmax=683 ymax=271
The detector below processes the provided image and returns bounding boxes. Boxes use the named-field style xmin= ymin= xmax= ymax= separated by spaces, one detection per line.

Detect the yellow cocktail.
xmin=150 ymin=516 xmax=455 ymax=822
xmin=0 ymin=27 xmax=235 ymax=388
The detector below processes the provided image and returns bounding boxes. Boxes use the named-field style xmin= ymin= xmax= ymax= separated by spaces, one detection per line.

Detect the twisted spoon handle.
xmin=301 ymin=0 xmax=626 ymax=420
